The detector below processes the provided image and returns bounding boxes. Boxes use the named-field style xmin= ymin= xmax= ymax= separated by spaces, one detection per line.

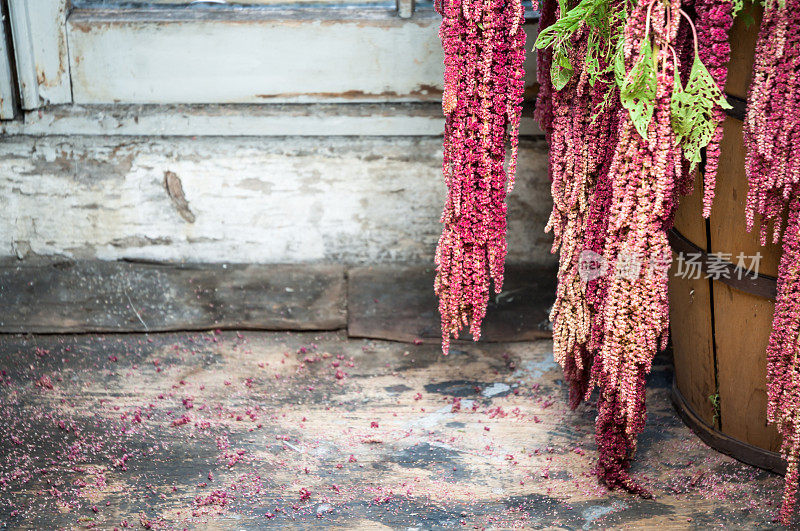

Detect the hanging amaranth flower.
xmin=743 ymin=0 xmax=800 ymax=524
xmin=540 ymin=0 xmax=625 ymax=410
xmin=434 ymin=0 xmax=528 ymax=354
xmin=534 ymin=0 xmax=729 ymax=495
xmin=695 ymin=0 xmax=734 ymax=217
xmin=593 ymin=1 xmax=684 ymax=494
xmin=534 ymin=0 xmax=558 ymax=139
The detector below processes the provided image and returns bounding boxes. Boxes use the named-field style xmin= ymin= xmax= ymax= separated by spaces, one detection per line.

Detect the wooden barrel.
xmin=668 ymin=7 xmax=787 ymax=474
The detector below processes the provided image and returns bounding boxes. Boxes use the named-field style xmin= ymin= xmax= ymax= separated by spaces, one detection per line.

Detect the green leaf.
xmin=670 ymin=52 xmax=732 ymax=168
xmin=734 ymin=0 xmax=760 ymax=27
xmin=551 ymin=47 xmax=574 ymax=91
xmin=620 ymin=39 xmax=657 ymax=140
xmin=534 ymin=0 xmax=606 ymax=51
xmin=613 ymin=35 xmax=626 ymax=87
xmin=585 ymin=39 xmax=600 ymax=86
xmin=534 ymin=0 xmax=629 ymax=90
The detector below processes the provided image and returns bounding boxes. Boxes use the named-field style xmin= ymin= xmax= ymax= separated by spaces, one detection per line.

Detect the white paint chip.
xmin=481 ymin=383 xmax=511 ymax=397
xmin=406 ymin=400 xmax=474 ymax=430
xmin=521 ymin=351 xmax=558 ymax=381
xmin=581 ymin=501 xmax=627 ymax=529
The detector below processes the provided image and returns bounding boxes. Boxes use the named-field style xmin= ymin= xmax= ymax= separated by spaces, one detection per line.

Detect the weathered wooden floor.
xmin=0 ymin=332 xmax=785 ymax=529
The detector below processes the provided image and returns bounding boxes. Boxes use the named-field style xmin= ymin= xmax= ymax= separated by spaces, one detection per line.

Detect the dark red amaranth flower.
xmin=435 ymin=0 xmax=529 ymax=353
xmin=534 ymin=0 xmax=558 ymax=140
xmin=743 ymin=1 xmax=800 ymax=524
xmin=543 ymin=19 xmax=624 ymax=411
xmin=695 ymin=0 xmax=734 ymax=217
xmin=768 ymin=198 xmax=800 ymax=525
xmin=591 ymin=0 xmax=685 ymax=494
xmin=594 ymin=370 xmax=651 ymax=497
xmin=538 ymin=0 xmax=696 ymax=494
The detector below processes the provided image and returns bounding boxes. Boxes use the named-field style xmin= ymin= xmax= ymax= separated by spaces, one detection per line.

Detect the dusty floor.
xmin=0 ymin=331 xmax=786 ymax=529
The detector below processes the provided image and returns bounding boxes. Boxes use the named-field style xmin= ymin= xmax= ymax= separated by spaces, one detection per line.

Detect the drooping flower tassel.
xmin=534 ymin=0 xmax=558 ymax=140
xmin=593 ymin=0 xmax=684 ymax=494
xmin=768 ymin=198 xmax=800 ymax=525
xmin=542 ymin=17 xmax=624 ymax=409
xmin=744 ymin=0 xmax=799 ymax=246
xmin=434 ymin=0 xmax=528 ymax=354
xmin=695 ymin=0 xmax=734 ymax=217
xmin=743 ymin=0 xmax=800 ymax=524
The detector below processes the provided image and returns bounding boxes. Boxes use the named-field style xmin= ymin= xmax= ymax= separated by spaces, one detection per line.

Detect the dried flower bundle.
xmin=436 ymin=0 xmax=800 ymax=522
xmin=535 ymin=0 xmax=730 ymax=494
xmin=743 ymin=0 xmax=800 ymax=523
xmin=434 ymin=0 xmax=528 ymax=354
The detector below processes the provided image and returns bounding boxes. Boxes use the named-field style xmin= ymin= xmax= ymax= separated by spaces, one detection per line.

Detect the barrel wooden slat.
xmin=706 ymin=115 xmax=782 ymax=453
xmin=708 ymin=118 xmax=782 ymax=279
xmin=713 ymin=284 xmax=781 ymax=452
xmin=670 ymin=4 xmax=787 ymax=470
xmin=670 ymin=169 xmax=719 ymax=428
xmin=724 ymin=8 xmax=762 ymax=101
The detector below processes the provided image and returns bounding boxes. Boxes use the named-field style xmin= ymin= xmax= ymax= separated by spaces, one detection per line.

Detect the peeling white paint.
xmin=0 ymin=104 xmax=545 ymax=137
xmin=0 ymin=3 xmax=17 ymax=119
xmin=66 ymin=9 xmax=538 ymax=105
xmin=481 ymin=383 xmax=511 ymax=397
xmin=7 ymin=0 xmax=72 ymax=109
xmin=581 ymin=501 xmax=628 ymax=529
xmin=0 ymin=136 xmax=554 ymax=265
xmin=406 ymin=400 xmax=474 ymax=429
xmin=520 ymin=351 xmax=558 ymax=381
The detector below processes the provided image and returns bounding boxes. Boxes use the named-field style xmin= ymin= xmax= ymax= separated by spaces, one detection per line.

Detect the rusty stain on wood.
xmin=255 ymin=86 xmax=444 ymax=101
xmin=164 ymin=170 xmax=196 ymax=223
xmin=65 ymin=10 xmax=538 ymax=105
xmin=7 ymin=0 xmax=72 ymax=108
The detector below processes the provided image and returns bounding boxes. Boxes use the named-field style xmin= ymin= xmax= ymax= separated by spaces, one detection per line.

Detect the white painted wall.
xmin=66 ymin=9 xmax=538 ymax=105
xmin=0 ymin=4 xmax=551 ymax=267
xmin=7 ymin=0 xmax=72 ymax=109
xmin=0 ymin=135 xmax=554 ymax=265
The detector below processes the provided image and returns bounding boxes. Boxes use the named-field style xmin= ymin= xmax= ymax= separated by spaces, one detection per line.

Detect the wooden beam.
xmin=347 ymin=265 xmax=555 ymax=344
xmin=0 ymin=103 xmax=545 ymax=136
xmin=0 ymin=261 xmax=347 ymax=333
xmin=6 ymin=0 xmax=71 ymax=109
xmin=0 ymin=1 xmax=18 ymax=119
xmin=65 ymin=7 xmax=538 ymax=104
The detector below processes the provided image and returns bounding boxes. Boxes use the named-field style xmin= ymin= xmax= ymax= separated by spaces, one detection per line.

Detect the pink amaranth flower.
xmin=695 ymin=0 xmax=734 ymax=217
xmin=743 ymin=1 xmax=800 ymax=523
xmin=434 ymin=0 xmax=529 ymax=354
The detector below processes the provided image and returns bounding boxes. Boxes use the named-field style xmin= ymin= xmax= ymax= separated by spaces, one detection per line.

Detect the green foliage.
xmin=620 ymin=39 xmax=657 ymax=140
xmin=535 ymin=0 xmax=627 ymax=89
xmin=551 ymin=48 xmax=574 ymax=91
xmin=536 ymin=0 xmax=733 ymax=169
xmin=613 ymin=35 xmax=626 ymax=87
xmin=709 ymin=393 xmax=721 ymax=424
xmin=535 ymin=0 xmax=608 ymax=52
xmin=670 ymin=52 xmax=731 ymax=168
xmin=735 ymin=0 xmax=769 ymax=27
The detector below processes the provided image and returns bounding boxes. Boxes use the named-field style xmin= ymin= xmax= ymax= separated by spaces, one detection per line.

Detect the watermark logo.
xmin=576 ymin=250 xmax=763 ymax=282
xmin=578 ymin=250 xmax=608 ymax=282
